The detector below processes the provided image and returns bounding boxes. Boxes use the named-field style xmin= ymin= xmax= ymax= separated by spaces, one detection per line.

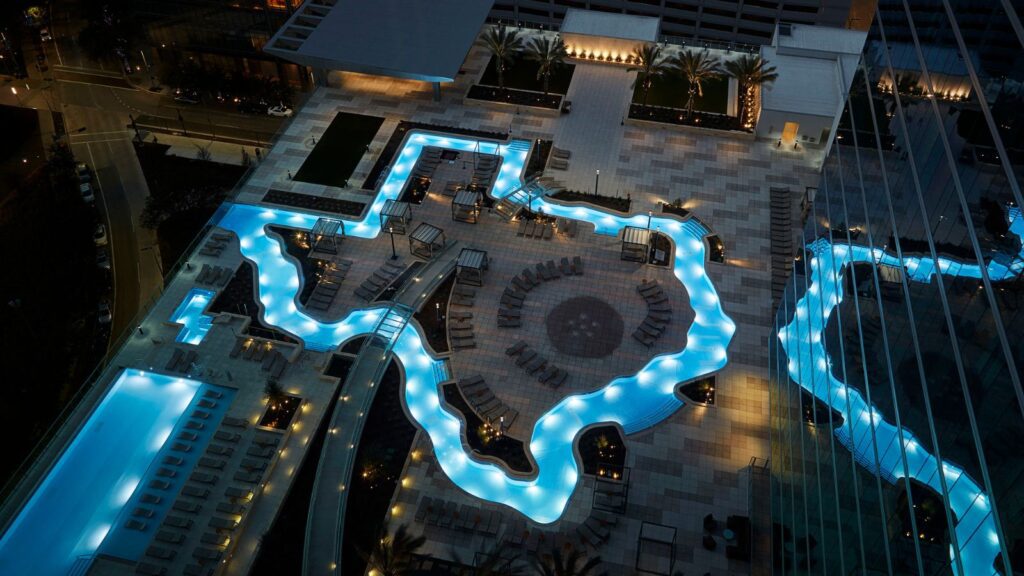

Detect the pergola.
xmin=635 ymin=522 xmax=677 ymax=575
xmin=310 ymin=217 xmax=345 ymax=255
xmin=621 ymin=226 xmax=651 ymax=263
xmin=408 ymin=222 xmax=446 ymax=259
xmin=381 ymin=199 xmax=413 ymax=235
xmin=455 ymin=248 xmax=488 ymax=286
xmin=451 ymin=190 xmax=482 ymax=223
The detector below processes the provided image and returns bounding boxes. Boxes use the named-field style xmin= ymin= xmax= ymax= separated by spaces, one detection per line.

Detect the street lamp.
xmin=595 ymin=169 xmax=600 ymax=196
xmin=387 ymin=224 xmax=397 ymax=260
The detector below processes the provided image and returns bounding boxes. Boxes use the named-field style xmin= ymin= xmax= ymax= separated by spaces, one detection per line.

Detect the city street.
xmin=2 ymin=8 xmax=287 ymax=342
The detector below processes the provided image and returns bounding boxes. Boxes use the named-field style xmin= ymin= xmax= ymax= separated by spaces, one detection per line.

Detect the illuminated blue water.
xmin=170 ymin=287 xmax=216 ymax=345
xmin=217 ymin=131 xmax=735 ymax=522
xmin=0 ymin=370 xmax=204 ymax=575
xmin=778 ymin=207 xmax=1023 ymax=575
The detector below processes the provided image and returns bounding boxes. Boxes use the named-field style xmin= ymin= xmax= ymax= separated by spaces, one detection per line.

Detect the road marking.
xmin=52 ymin=36 xmax=64 ymax=66
xmin=70 ymin=137 xmax=131 ymax=145
xmin=55 ymin=78 xmax=137 ymax=91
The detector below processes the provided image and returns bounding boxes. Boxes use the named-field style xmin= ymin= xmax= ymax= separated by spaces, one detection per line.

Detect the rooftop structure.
xmin=264 ymin=0 xmax=495 ymax=84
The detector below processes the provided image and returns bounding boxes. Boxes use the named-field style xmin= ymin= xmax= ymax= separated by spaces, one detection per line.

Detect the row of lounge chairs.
xmin=229 ymin=338 xmax=287 ymax=385
xmin=413 ymin=147 xmax=443 ymax=180
xmin=414 ymin=496 xmax=502 ymax=535
xmin=199 ymin=233 xmax=232 ymax=258
xmin=195 ymin=264 xmax=233 ymax=286
xmin=517 ymin=219 xmax=553 ymax=240
xmin=307 ymin=260 xmax=352 ymax=312
xmin=505 ymin=340 xmax=568 ymax=389
xmin=354 ymin=260 xmax=405 ymax=301
xmin=140 ymin=417 xmax=282 ymax=575
xmin=548 ymin=147 xmax=571 ymax=171
xmin=555 ymin=217 xmax=580 ymax=238
xmin=448 ymin=283 xmax=478 ymax=349
xmin=471 ymin=153 xmax=500 ymax=189
xmin=165 ymin=348 xmax=198 ymax=375
xmin=457 ymin=374 xmax=519 ymax=428
xmin=632 ymin=280 xmax=673 ymax=347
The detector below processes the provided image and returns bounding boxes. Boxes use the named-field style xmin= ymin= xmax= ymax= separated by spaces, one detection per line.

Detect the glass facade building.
xmin=768 ymin=0 xmax=1024 ymax=574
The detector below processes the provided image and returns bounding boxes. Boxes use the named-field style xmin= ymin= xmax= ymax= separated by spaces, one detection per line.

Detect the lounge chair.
xmin=126 ymin=519 xmax=148 ymax=531
xmin=505 ymin=340 xmax=528 ymax=356
xmin=178 ymin=431 xmax=198 ymax=441
xmin=173 ymin=501 xmax=201 ymax=513
xmin=546 ymin=260 xmax=560 ymax=278
xmin=452 ymin=338 xmax=476 ymax=350
xmin=416 ymin=497 xmax=434 ymax=522
xmin=559 ymin=257 xmax=573 ymax=275
xmin=549 ymin=158 xmax=568 ymax=170
xmin=214 ymin=431 xmax=240 ymax=443
xmin=199 ymin=457 xmax=225 ymax=470
xmin=449 ymin=311 xmax=473 ymax=320
xmin=523 ymin=356 xmax=546 ymax=374
xmin=503 ymin=287 xmax=525 ymax=301
xmin=155 ymin=530 xmax=185 ymax=544
xmin=208 ymin=516 xmax=237 ymax=531
xmin=542 ymin=225 xmax=553 ymax=240
xmin=512 ymin=276 xmax=532 ymax=292
xmin=552 ymin=147 xmax=571 ymax=159
xmin=222 ymin=416 xmax=248 ymax=428
xmin=521 ymin=268 xmax=540 ymax=287
xmin=498 ymin=307 xmax=522 ymax=319
xmin=149 ymin=479 xmax=171 ymax=490
xmin=500 ymin=295 xmax=523 ymax=309
xmin=572 ymin=256 xmax=584 ymax=275
xmin=145 ymin=546 xmax=176 ymax=560
xmin=515 ymin=350 xmax=537 ymax=367
xmin=632 ymin=329 xmax=656 ymax=347
xmin=517 ymin=220 xmax=527 ymax=236
xmin=164 ymin=516 xmax=193 ymax=529
xmin=216 ymin=502 xmax=245 ymax=515
xmin=182 ymin=485 xmax=210 ymax=499
xmin=498 ymin=317 xmax=522 ymax=328
xmin=142 ymin=493 xmax=163 ymax=504
xmin=548 ymin=369 xmax=568 ymax=389
xmin=241 ymin=458 xmax=267 ymax=471
xmin=536 ymin=262 xmax=552 ymax=281
xmin=191 ymin=472 xmax=219 ymax=485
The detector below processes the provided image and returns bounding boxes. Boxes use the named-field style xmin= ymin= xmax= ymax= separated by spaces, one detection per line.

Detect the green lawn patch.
xmin=633 ymin=73 xmax=731 ymax=115
xmin=295 ymin=112 xmax=385 ymax=188
xmin=479 ymin=54 xmax=575 ymax=95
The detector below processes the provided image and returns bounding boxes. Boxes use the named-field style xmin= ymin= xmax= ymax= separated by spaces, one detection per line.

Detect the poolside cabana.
xmin=310 ymin=217 xmax=345 ymax=255
xmin=621 ymin=226 xmax=651 ymax=263
xmin=455 ymin=248 xmax=488 ymax=286
xmin=409 ymin=222 xmax=446 ymax=259
xmin=635 ymin=522 xmax=677 ymax=575
xmin=451 ymin=190 xmax=482 ymax=223
xmin=382 ymin=199 xmax=413 ymax=235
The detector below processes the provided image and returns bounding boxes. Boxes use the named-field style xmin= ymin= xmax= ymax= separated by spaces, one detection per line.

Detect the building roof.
xmin=561 ymin=8 xmax=660 ymax=43
xmin=759 ymin=47 xmax=842 ymax=117
xmin=773 ymin=22 xmax=866 ymax=57
xmin=264 ymin=0 xmax=494 ymax=83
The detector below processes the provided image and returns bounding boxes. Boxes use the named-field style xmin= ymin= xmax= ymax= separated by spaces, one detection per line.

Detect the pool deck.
xmin=0 ymin=42 xmax=823 ymax=576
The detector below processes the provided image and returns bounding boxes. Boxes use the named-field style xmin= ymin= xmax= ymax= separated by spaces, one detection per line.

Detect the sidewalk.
xmin=142 ymin=131 xmax=264 ymax=167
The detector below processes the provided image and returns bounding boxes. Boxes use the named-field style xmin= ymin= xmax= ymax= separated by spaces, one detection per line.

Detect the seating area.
xmin=198 ymin=232 xmax=233 ymax=258
xmin=165 ymin=348 xmax=199 ymax=375
xmin=229 ymin=338 xmax=290 ymax=380
xmin=555 ymin=217 xmax=580 ymax=238
xmin=498 ymin=257 xmax=583 ymax=329
xmin=505 ymin=340 xmax=568 ymax=389
xmin=632 ymin=280 xmax=673 ymax=347
xmin=548 ymin=146 xmax=571 ymax=171
xmin=306 ymin=259 xmax=352 ymax=312
xmin=354 ymin=260 xmax=405 ymax=301
xmin=448 ymin=285 xmax=477 ymax=350
xmin=456 ymin=374 xmax=519 ymax=429
xmin=516 ymin=218 xmax=554 ymax=240
xmin=414 ymin=496 xmax=502 ymax=536
xmin=195 ymin=264 xmax=234 ymax=287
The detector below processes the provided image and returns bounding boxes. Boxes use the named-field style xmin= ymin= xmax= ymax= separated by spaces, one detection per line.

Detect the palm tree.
xmin=674 ymin=49 xmax=722 ymax=119
xmin=358 ymin=523 xmax=426 ymax=576
xmin=477 ymin=24 xmax=524 ymax=91
xmin=627 ymin=43 xmax=671 ymax=106
xmin=723 ymin=54 xmax=778 ymax=128
xmin=525 ymin=36 xmax=568 ymax=95
xmin=533 ymin=547 xmax=607 ymax=576
xmin=452 ymin=540 xmax=524 ymax=576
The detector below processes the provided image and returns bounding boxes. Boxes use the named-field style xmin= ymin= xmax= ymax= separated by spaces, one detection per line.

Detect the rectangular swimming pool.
xmin=0 ymin=369 xmax=206 ymax=576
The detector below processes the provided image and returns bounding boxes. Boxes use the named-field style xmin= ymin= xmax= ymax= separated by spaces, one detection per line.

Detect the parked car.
xmin=93 ymin=223 xmax=108 ymax=246
xmin=173 ymin=88 xmax=201 ymax=105
xmin=267 ymin=105 xmax=293 ymax=118
xmin=96 ymin=250 xmax=111 ymax=270
xmin=76 ymin=162 xmax=91 ymax=183
xmin=237 ymin=100 xmax=268 ymax=115
xmin=80 ymin=182 xmax=95 ymax=203
xmin=97 ymin=301 xmax=112 ymax=324
xmin=39 ymin=28 xmax=52 ymax=42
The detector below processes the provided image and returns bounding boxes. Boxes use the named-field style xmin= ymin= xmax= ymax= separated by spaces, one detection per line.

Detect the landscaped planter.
xmin=548 ymin=189 xmax=631 ymax=213
xmin=627 ymin=104 xmax=755 ymax=140
xmin=465 ymin=85 xmax=563 ymax=116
